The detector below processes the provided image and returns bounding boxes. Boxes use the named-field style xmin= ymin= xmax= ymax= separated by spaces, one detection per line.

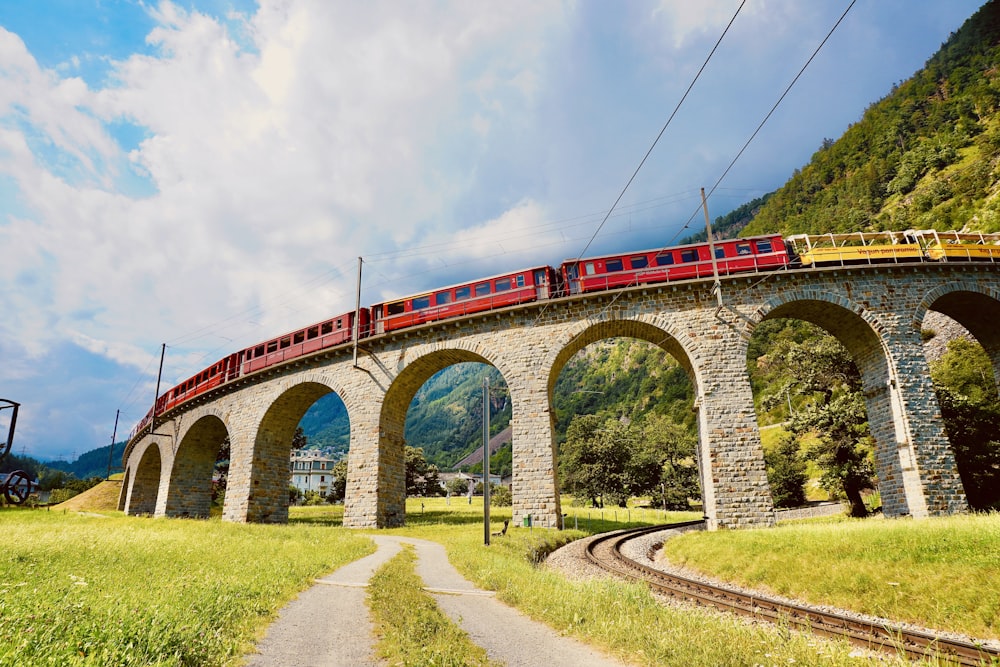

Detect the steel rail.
xmin=584 ymin=523 xmax=999 ymax=666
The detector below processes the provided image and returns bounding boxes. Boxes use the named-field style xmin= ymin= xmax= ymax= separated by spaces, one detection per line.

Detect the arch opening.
xmin=164 ymin=415 xmax=229 ymax=519
xmin=380 ymin=349 xmax=507 ymax=528
xmin=126 ymin=442 xmax=162 ymax=515
xmin=921 ymin=290 xmax=1000 ymax=511
xmin=548 ymin=320 xmax=704 ymax=524
xmin=241 ymin=381 xmax=348 ymax=524
xmin=747 ymin=299 xmax=912 ymax=519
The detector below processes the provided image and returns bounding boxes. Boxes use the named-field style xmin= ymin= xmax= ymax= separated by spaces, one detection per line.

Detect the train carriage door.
xmin=534 ymin=269 xmax=549 ymax=299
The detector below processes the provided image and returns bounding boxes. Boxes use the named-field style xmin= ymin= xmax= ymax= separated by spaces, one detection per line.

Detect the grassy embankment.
xmin=4 ymin=496 xmax=997 ymax=666
xmin=661 ymin=512 xmax=1000 ymax=640
xmin=0 ymin=509 xmax=373 ymax=666
xmin=377 ymin=498 xmax=903 ymax=667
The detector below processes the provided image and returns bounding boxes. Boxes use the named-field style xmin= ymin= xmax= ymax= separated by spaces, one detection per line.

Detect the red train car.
xmin=561 ymin=234 xmax=789 ymax=294
xmin=370 ymin=266 xmax=560 ymax=334
xmin=237 ymin=309 xmax=369 ymax=374
xmin=131 ymin=309 xmax=369 ymax=439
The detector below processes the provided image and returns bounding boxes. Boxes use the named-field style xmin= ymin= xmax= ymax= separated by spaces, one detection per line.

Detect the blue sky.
xmin=0 ymin=0 xmax=985 ymax=462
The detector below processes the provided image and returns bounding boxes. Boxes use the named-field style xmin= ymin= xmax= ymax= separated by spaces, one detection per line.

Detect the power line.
xmin=571 ymin=0 xmax=747 ymax=263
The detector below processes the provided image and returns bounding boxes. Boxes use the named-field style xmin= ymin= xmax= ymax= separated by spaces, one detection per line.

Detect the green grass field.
xmin=2 ymin=499 xmax=996 ymax=666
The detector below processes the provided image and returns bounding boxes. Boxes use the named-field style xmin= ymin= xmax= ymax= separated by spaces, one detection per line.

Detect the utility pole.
xmin=483 ymin=376 xmax=491 ymax=546
xmin=701 ymin=187 xmax=723 ymax=310
xmin=151 ymin=344 xmax=165 ymax=433
xmin=106 ymin=409 xmax=119 ymax=480
xmin=353 ymin=256 xmax=363 ymax=368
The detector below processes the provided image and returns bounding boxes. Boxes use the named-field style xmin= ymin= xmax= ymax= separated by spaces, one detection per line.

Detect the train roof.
xmin=785 ymin=231 xmax=912 ymax=246
xmin=372 ymin=264 xmax=554 ymax=305
xmin=905 ymin=229 xmax=1000 ymax=243
xmin=560 ymin=233 xmax=784 ymax=265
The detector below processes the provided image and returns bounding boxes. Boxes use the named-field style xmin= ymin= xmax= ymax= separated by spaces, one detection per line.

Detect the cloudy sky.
xmin=0 ymin=0 xmax=984 ymax=462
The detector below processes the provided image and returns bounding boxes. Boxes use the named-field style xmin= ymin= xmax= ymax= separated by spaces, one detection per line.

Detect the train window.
xmin=680 ymin=250 xmax=697 ymax=263
xmin=756 ymin=239 xmax=773 ymax=253
xmin=534 ymin=269 xmax=547 ymax=284
xmin=293 ymin=332 xmax=304 ymax=344
xmin=413 ymin=296 xmax=431 ymax=310
xmin=254 ymin=345 xmax=265 ymax=357
xmin=630 ymin=256 xmax=648 ymax=269
xmin=655 ymin=253 xmax=674 ymax=266
xmin=495 ymin=278 xmax=512 ymax=291
xmin=436 ymin=291 xmax=451 ymax=305
xmin=386 ymin=301 xmax=405 ymax=316
xmin=475 ymin=282 xmax=490 ymax=297
xmin=516 ymin=274 xmax=525 ymax=287
xmin=267 ymin=341 xmax=278 ymax=353
xmin=336 ymin=319 xmax=343 ymax=329
xmin=456 ymin=286 xmax=471 ymax=300
xmin=715 ymin=247 xmax=726 ymax=259
xmin=321 ymin=322 xmax=334 ymax=334
xmin=279 ymin=337 xmax=290 ymax=349
xmin=584 ymin=262 xmax=595 ymax=275
xmin=307 ymin=327 xmax=318 ymax=339
xmin=606 ymin=258 xmax=624 ymax=272
xmin=736 ymin=243 xmax=752 ymax=255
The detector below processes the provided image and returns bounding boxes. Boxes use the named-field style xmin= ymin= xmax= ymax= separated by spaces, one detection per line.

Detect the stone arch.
xmin=914 ymin=282 xmax=1000 ymax=388
xmin=242 ymin=376 xmax=349 ymax=523
xmin=546 ymin=316 xmax=711 ymax=517
xmin=547 ymin=316 xmax=699 ymax=400
xmin=747 ymin=291 xmax=941 ymax=517
xmin=117 ymin=467 xmax=130 ymax=511
xmin=378 ymin=345 xmax=505 ymax=527
xmin=163 ymin=414 xmax=229 ymax=518
xmin=125 ymin=439 xmax=164 ymax=516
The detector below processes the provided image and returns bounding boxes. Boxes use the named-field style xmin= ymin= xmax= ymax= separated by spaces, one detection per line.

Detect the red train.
xmin=129 ymin=233 xmax=792 ymax=438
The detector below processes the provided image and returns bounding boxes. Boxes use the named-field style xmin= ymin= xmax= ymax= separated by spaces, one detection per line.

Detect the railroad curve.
xmin=584 ymin=523 xmax=1000 ymax=666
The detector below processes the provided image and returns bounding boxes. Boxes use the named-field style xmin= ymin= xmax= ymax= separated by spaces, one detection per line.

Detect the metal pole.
xmin=353 ymin=256 xmax=363 ymax=367
xmin=151 ymin=344 xmax=166 ymax=430
xmin=483 ymin=375 xmax=491 ymax=546
xmin=106 ymin=409 xmax=120 ymax=480
xmin=701 ymin=188 xmax=723 ymax=309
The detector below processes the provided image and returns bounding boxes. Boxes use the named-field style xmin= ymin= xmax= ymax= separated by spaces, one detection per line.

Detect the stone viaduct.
xmin=119 ymin=262 xmax=1000 ymax=530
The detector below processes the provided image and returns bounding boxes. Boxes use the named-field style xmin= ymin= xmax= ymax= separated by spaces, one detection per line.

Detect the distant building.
xmin=438 ymin=471 xmax=503 ymax=494
xmin=289 ymin=449 xmax=341 ymax=496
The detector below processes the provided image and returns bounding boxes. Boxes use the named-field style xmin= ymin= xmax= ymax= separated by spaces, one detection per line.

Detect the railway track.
xmin=585 ymin=522 xmax=1000 ymax=666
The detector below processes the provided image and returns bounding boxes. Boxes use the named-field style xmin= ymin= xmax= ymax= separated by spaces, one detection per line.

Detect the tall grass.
xmin=367 ymin=544 xmax=498 ymax=666
xmin=384 ymin=503 xmax=897 ymax=667
xmin=661 ymin=513 xmax=1000 ymax=639
xmin=0 ymin=509 xmax=372 ymax=666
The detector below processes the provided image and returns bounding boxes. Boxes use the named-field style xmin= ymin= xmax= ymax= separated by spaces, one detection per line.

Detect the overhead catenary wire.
xmin=587 ymin=0 xmax=857 ymax=325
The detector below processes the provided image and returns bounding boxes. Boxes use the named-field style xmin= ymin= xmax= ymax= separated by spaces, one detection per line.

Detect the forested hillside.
xmin=744 ymin=0 xmax=1000 ymax=236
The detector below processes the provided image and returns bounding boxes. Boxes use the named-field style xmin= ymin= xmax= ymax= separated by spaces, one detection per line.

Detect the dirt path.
xmin=243 ymin=535 xmax=631 ymax=667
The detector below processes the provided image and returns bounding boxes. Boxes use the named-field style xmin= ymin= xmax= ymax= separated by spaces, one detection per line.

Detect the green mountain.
xmin=743 ymin=0 xmax=1000 ymax=237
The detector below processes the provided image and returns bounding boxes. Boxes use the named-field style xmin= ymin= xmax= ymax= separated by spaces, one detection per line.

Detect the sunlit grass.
xmin=0 ymin=509 xmax=373 ymax=666
xmin=661 ymin=512 xmax=1000 ymax=639
xmin=380 ymin=520 xmax=900 ymax=667
xmin=367 ymin=544 xmax=498 ymax=666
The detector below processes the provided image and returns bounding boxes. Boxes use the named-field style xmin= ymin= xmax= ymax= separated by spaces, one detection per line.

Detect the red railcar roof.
xmin=371 ymin=264 xmax=554 ymax=306
xmin=560 ymin=233 xmax=785 ymax=265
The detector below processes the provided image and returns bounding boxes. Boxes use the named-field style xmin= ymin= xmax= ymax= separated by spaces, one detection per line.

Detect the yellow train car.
xmin=906 ymin=229 xmax=1000 ymax=261
xmin=786 ymin=232 xmax=923 ymax=266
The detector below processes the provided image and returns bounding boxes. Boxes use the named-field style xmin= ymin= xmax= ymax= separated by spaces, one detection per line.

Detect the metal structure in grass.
xmin=1 ymin=398 xmax=33 ymax=504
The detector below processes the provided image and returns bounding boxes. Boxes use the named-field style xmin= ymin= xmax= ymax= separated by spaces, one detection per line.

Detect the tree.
xmin=445 ymin=477 xmax=469 ymax=496
xmin=626 ymin=415 xmax=700 ymax=511
xmin=327 ymin=458 xmax=348 ymax=503
xmin=491 ymin=484 xmax=512 ymax=506
xmin=752 ymin=323 xmax=875 ymax=517
xmin=765 ymin=433 xmax=808 ymax=508
xmin=404 ymin=446 xmax=443 ymax=496
xmin=791 ymin=393 xmax=875 ymax=517
xmin=292 ymin=427 xmax=308 ymax=450
xmin=559 ymin=415 xmax=632 ymax=507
